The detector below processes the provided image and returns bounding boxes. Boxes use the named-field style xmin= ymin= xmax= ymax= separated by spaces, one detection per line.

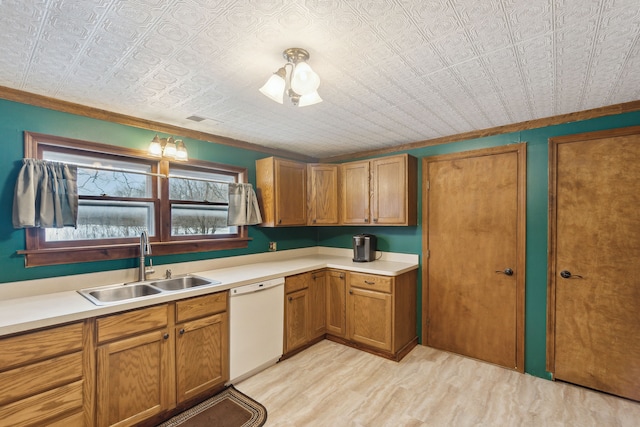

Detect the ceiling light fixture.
xmin=148 ymin=134 xmax=188 ymax=161
xmin=260 ymin=48 xmax=322 ymax=107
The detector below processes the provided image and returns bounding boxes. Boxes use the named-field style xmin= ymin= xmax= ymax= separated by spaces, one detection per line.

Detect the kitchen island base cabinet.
xmin=0 ymin=321 xmax=93 ymax=427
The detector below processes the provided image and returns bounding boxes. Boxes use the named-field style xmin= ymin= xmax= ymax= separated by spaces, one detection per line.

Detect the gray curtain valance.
xmin=227 ymin=183 xmax=262 ymax=226
xmin=13 ymin=159 xmax=79 ymax=229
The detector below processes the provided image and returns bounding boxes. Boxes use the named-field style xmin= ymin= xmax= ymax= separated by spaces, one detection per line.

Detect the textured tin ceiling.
xmin=0 ymin=0 xmax=639 ymax=159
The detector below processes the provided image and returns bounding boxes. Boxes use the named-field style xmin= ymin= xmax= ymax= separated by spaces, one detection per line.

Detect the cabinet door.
xmin=96 ymin=329 xmax=172 ymax=427
xmin=326 ymin=270 xmax=347 ymax=337
xmin=275 ymin=159 xmax=307 ymax=226
xmin=285 ymin=289 xmax=309 ymax=353
xmin=309 ymin=271 xmax=327 ymax=339
xmin=176 ymin=313 xmax=228 ymax=403
xmin=308 ymin=164 xmax=339 ymax=225
xmin=340 ymin=161 xmax=370 ymax=224
xmin=371 ymin=155 xmax=407 ymax=225
xmin=348 ymin=287 xmax=393 ymax=352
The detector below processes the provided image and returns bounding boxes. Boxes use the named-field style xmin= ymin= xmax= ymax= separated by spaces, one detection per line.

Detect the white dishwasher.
xmin=228 ymin=277 xmax=284 ymax=384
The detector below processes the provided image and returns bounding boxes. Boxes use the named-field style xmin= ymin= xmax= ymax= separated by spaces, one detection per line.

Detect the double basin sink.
xmin=78 ymin=275 xmax=221 ymax=306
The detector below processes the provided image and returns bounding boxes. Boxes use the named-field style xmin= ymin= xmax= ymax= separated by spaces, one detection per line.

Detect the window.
xmin=20 ymin=132 xmax=249 ymax=267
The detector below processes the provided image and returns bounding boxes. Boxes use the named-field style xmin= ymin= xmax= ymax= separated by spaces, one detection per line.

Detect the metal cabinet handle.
xmin=340 ymin=273 xmax=345 ymax=279
xmin=179 ymin=328 xmax=185 ymax=335
xmin=349 ymin=290 xmax=353 ymax=295
xmin=495 ymin=268 xmax=514 ymax=276
xmin=288 ymin=296 xmax=293 ymax=302
xmin=163 ymin=333 xmax=169 ymax=340
xmin=560 ymin=270 xmax=583 ymax=279
xmin=364 ymin=280 xmax=375 ymax=285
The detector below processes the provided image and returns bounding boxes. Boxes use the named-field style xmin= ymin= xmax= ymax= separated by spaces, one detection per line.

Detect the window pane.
xmin=44 ymin=151 xmax=152 ymax=197
xmin=169 ymin=169 xmax=234 ymax=202
xmin=171 ymin=204 xmax=236 ymax=236
xmin=45 ymin=200 xmax=155 ymax=241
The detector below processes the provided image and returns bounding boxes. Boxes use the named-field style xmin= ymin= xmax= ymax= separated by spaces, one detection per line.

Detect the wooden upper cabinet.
xmin=307 ymin=163 xmax=340 ymax=225
xmin=340 ymin=154 xmax=417 ymax=226
xmin=341 ymin=160 xmax=371 ymax=224
xmin=371 ymin=155 xmax=417 ymax=225
xmin=256 ymin=157 xmax=307 ymax=227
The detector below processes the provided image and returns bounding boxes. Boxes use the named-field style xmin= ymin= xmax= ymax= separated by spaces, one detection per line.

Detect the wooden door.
xmin=341 ymin=161 xmax=370 ymax=224
xmin=308 ymin=164 xmax=339 ymax=225
xmin=176 ymin=313 xmax=228 ymax=403
xmin=326 ymin=270 xmax=347 ymax=337
xmin=371 ymin=155 xmax=407 ymax=225
xmin=309 ymin=270 xmax=327 ymax=339
xmin=96 ymin=330 xmax=172 ymax=427
xmin=422 ymin=144 xmax=526 ymax=371
xmin=285 ymin=289 xmax=309 ymax=352
xmin=275 ymin=159 xmax=306 ymax=226
xmin=348 ymin=286 xmax=393 ymax=351
xmin=548 ymin=127 xmax=640 ymax=401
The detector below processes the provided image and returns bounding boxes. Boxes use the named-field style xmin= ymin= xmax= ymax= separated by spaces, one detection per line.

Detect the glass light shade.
xmin=175 ymin=140 xmax=188 ymax=161
xmin=163 ymin=137 xmax=177 ymax=158
xmin=148 ymin=135 xmax=162 ymax=156
xmin=290 ymin=62 xmax=320 ymax=96
xmin=298 ymin=91 xmax=323 ymax=107
xmin=259 ymin=73 xmax=286 ymax=104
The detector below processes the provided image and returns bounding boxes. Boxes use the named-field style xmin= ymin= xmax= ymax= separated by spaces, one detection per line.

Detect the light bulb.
xmin=259 ymin=68 xmax=286 ymax=104
xmin=163 ymin=137 xmax=177 ymax=158
xmin=298 ymin=91 xmax=323 ymax=107
xmin=290 ymin=62 xmax=320 ymax=96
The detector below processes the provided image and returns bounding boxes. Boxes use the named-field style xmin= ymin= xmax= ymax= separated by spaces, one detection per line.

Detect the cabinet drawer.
xmin=97 ymin=304 xmax=168 ymax=344
xmin=0 ymin=351 xmax=83 ymax=405
xmin=0 ymin=379 xmax=84 ymax=427
xmin=0 ymin=322 xmax=83 ymax=370
xmin=349 ymin=273 xmax=393 ymax=293
xmin=285 ymin=273 xmax=309 ymax=293
xmin=176 ymin=291 xmax=227 ymax=323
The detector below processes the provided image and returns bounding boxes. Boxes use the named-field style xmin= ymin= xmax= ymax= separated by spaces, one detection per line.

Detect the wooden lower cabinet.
xmin=284 ymin=268 xmax=417 ymax=361
xmin=284 ymin=271 xmax=326 ymax=354
xmin=95 ymin=292 xmax=229 ymax=427
xmin=175 ymin=293 xmax=228 ymax=404
xmin=0 ymin=321 xmax=92 ymax=427
xmin=344 ymin=270 xmax=418 ymax=360
xmin=325 ymin=269 xmax=347 ymax=337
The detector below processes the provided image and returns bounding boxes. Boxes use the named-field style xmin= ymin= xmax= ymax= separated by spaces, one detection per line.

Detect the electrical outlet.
xmin=268 ymin=242 xmax=277 ymax=251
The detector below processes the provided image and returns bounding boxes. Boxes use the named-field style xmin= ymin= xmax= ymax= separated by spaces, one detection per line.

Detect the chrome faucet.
xmin=139 ymin=231 xmax=154 ymax=281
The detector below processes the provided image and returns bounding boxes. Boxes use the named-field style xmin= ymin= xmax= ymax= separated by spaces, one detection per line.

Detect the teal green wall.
xmin=318 ymin=110 xmax=640 ymax=379
xmin=2 ymin=97 xmax=639 ymax=380
xmin=0 ymin=98 xmax=317 ymax=283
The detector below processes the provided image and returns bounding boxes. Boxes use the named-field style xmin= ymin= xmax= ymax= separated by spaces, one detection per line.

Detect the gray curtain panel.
xmin=227 ymin=183 xmax=262 ymax=226
xmin=13 ymin=159 xmax=79 ymax=228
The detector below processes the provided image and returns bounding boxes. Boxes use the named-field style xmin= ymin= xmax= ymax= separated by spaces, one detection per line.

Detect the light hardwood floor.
xmin=236 ymin=340 xmax=640 ymax=426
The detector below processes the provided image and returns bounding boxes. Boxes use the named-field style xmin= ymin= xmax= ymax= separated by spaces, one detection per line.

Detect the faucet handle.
xmin=165 ymin=269 xmax=172 ymax=279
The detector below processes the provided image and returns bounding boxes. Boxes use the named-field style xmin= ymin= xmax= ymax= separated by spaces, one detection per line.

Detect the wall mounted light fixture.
xmin=148 ymin=135 xmax=188 ymax=161
xmin=260 ymin=48 xmax=322 ymax=107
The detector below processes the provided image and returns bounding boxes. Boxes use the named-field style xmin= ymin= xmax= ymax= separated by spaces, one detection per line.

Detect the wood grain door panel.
xmin=549 ymin=127 xmax=640 ymax=401
xmin=423 ymin=144 xmax=526 ymax=371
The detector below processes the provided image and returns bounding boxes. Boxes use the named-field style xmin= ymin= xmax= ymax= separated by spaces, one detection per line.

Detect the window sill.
xmin=17 ymin=238 xmax=251 ymax=267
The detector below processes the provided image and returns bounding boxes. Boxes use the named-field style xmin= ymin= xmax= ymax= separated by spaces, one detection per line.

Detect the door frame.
xmin=546 ymin=125 xmax=640 ymax=374
xmin=421 ymin=143 xmax=527 ymax=372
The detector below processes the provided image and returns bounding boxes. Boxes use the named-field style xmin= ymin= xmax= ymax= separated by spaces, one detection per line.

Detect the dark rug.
xmin=157 ymin=386 xmax=267 ymax=427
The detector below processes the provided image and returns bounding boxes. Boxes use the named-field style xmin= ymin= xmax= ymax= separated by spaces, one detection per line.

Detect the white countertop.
xmin=0 ymin=249 xmax=418 ymax=337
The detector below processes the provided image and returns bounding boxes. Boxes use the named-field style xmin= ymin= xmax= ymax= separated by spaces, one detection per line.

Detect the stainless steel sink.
xmin=79 ymin=283 xmax=162 ymax=306
xmin=78 ymin=275 xmax=221 ymax=305
xmin=146 ymin=275 xmax=217 ymax=291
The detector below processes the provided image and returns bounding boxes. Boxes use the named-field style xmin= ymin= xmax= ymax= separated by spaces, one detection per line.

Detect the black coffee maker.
xmin=352 ymin=234 xmax=377 ymax=262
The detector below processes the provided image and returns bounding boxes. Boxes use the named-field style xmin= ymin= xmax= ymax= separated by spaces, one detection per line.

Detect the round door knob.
xmin=495 ymin=268 xmax=514 ymax=276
